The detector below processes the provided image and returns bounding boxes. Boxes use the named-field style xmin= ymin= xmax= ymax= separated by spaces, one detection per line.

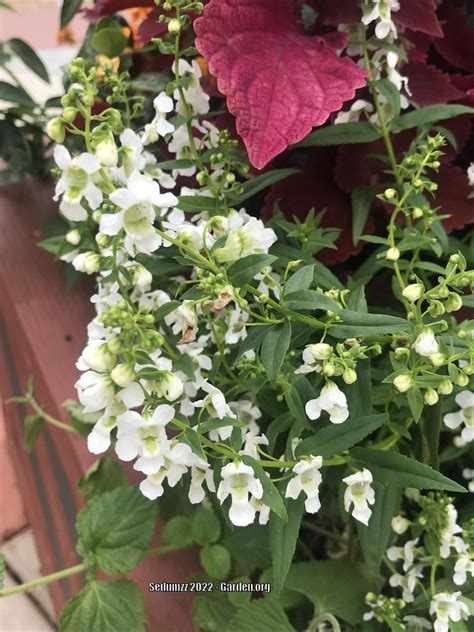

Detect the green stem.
xmin=0 ymin=563 xmax=85 ymax=598
xmin=27 ymin=396 xmax=77 ymax=434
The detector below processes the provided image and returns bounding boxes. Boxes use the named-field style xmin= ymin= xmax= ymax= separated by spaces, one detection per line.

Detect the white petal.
xmin=75 ymin=153 xmax=100 ymax=173
xmin=140 ymin=478 xmax=163 ymax=500
xmin=60 ymin=200 xmax=88 ymax=221
xmin=100 ymin=211 xmax=125 ymax=235
xmin=110 ymin=188 xmax=137 ymax=210
xmin=54 ymin=145 xmax=71 ymax=169
xmin=444 ymin=412 xmax=463 ymax=430
xmin=120 ymin=382 xmax=145 ymax=408
xmin=305 ymin=399 xmax=322 ymax=420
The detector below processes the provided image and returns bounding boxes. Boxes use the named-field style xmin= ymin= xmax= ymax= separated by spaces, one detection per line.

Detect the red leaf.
xmin=404 ymin=62 xmax=464 ymax=106
xmin=262 ymin=149 xmax=371 ymax=264
xmin=434 ymin=164 xmax=474 ymax=232
xmin=434 ymin=2 xmax=474 ymax=73
xmin=396 ymin=0 xmax=443 ymax=37
xmin=194 ymin=0 xmax=366 ymax=169
xmin=315 ymin=0 xmax=360 ymax=26
xmin=85 ymin=0 xmax=154 ymax=20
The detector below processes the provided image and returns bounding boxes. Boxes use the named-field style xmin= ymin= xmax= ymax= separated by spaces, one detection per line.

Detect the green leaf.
xmin=283 ymin=290 xmax=340 ymax=313
xmin=285 ymin=560 xmax=372 ymax=625
xmin=227 ymin=254 xmax=277 ymax=287
xmin=178 ymin=427 xmax=207 ymax=460
xmin=76 ymin=486 xmax=157 ymax=574
xmin=391 ymin=105 xmax=474 ymax=133
xmin=161 ymin=516 xmax=194 ymax=546
xmin=296 ymin=414 xmax=387 ymax=459
xmin=92 ymin=25 xmax=128 ymax=57
xmin=421 ymin=402 xmax=442 ymax=469
xmin=375 ymin=79 xmax=401 ymax=118
xmin=238 ymin=325 xmax=270 ymax=355
xmin=153 ymin=300 xmax=180 ymax=321
xmin=357 ymin=486 xmax=398 ymax=573
xmin=296 ymin=122 xmax=382 ymax=148
xmin=177 ymin=195 xmax=219 ymax=212
xmin=284 ymin=375 xmax=313 ymax=434
xmin=200 ymin=544 xmax=231 ymax=580
xmin=59 ymin=580 xmax=145 ymax=632
xmin=231 ymin=169 xmax=300 ymax=205
xmin=407 ymin=386 xmax=424 ymax=422
xmin=7 ymin=39 xmax=49 ymax=83
xmin=330 ymin=310 xmax=412 ymax=338
xmin=350 ymin=448 xmax=467 ymax=492
xmin=60 ymin=0 xmax=82 ymax=28
xmin=23 ymin=414 xmax=45 ymax=452
xmin=0 ymin=80 xmax=34 ymax=107
xmin=78 ymin=455 xmax=127 ymax=502
xmin=193 ymin=592 xmax=236 ymax=631
xmin=130 ymin=72 xmax=168 ymax=94
xmin=192 ymin=506 xmax=221 ymax=545
xmin=269 ymin=497 xmax=305 ymax=596
xmin=312 ymin=261 xmax=343 ymax=290
xmin=221 ymin=524 xmax=270 ymax=571
xmin=352 ymin=185 xmax=375 ymax=245
xmin=240 ymin=455 xmax=287 ymax=521
xmin=225 ymin=598 xmax=294 ymax=632
xmin=0 ymin=553 xmax=5 ymax=591
xmin=63 ymin=400 xmax=99 ymax=436
xmin=284 ymin=265 xmax=315 ymax=294
xmin=261 ymin=321 xmax=292 ymax=382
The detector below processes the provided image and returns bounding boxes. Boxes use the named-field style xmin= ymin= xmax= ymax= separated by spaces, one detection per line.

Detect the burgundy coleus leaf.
xmin=85 ymin=0 xmax=154 ymax=20
xmin=395 ymin=0 xmax=443 ymax=37
xmin=262 ymin=148 xmax=372 ymax=264
xmin=434 ymin=1 xmax=474 ymax=73
xmin=404 ymin=62 xmax=464 ymax=106
xmin=434 ymin=164 xmax=474 ymax=232
xmin=194 ymin=0 xmax=367 ymax=169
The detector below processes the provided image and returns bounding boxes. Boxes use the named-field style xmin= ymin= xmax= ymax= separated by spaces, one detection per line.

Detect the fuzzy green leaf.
xmin=240 ymin=455 xmax=287 ymax=521
xmin=261 ymin=321 xmax=292 ymax=382
xmin=200 ymin=544 xmax=231 ymax=580
xmin=192 ymin=506 xmax=221 ymax=545
xmin=269 ymin=497 xmax=305 ymax=597
xmin=78 ymin=455 xmax=127 ymax=502
xmin=226 ymin=598 xmax=294 ymax=632
xmin=227 ymin=254 xmax=277 ymax=287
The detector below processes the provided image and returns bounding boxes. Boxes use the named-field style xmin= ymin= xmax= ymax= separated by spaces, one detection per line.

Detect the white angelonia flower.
xmin=285 ymin=456 xmax=323 ymax=513
xmin=173 ymin=59 xmax=210 ymax=115
xmin=439 ymin=504 xmax=465 ymax=559
xmin=343 ymin=468 xmax=375 ymax=525
xmin=468 ymin=163 xmax=474 ymax=187
xmin=54 ymin=145 xmax=103 ymax=221
xmin=240 ymin=430 xmax=269 ymax=459
xmin=462 ymin=468 xmax=474 ymax=493
xmin=87 ymin=399 xmax=125 ymax=454
xmin=443 ymin=391 xmax=474 ymax=443
xmin=72 ymin=252 xmax=101 ymax=275
xmin=296 ymin=345 xmax=323 ymax=375
xmin=230 ymin=399 xmax=262 ymax=433
xmin=168 ymin=125 xmax=196 ymax=177
xmin=188 ymin=458 xmax=216 ymax=504
xmin=334 ymin=99 xmax=374 ymax=124
xmin=387 ymin=538 xmax=419 ymax=572
xmin=389 ymin=565 xmax=424 ymax=603
xmin=195 ymin=380 xmax=236 ymax=440
xmin=255 ymin=267 xmax=281 ymax=299
xmin=76 ymin=371 xmax=114 ymax=412
xmin=361 ymin=0 xmax=400 ymax=40
xmin=391 ymin=515 xmax=410 ymax=534
xmin=249 ymin=497 xmax=270 ymax=525
xmin=215 ymin=218 xmax=277 ymax=263
xmin=453 ymin=553 xmax=474 ymax=586
xmin=430 ymin=592 xmax=469 ymax=632
xmin=142 ymin=92 xmax=175 ymax=144
xmin=101 ymin=172 xmax=178 ymax=255
xmin=224 ymin=306 xmax=249 ymax=345
xmin=305 ymin=382 xmax=349 ymax=424
xmin=77 ymin=340 xmax=115 ymax=373
xmin=217 ymin=461 xmax=264 ymax=527
xmin=163 ymin=208 xmax=208 ymax=251
xmin=115 ymin=405 xmax=174 ymax=469
xmin=413 ymin=329 xmax=439 ymax=357
xmin=119 ymin=128 xmax=147 ymax=178
xmin=402 ymin=615 xmax=432 ymax=631
xmin=139 ymin=442 xmax=195 ymax=500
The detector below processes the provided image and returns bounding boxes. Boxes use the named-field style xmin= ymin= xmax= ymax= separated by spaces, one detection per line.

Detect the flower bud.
xmin=73 ymin=252 xmax=100 ymax=275
xmin=66 ymin=229 xmax=81 ymax=245
xmin=394 ymin=373 xmax=412 ymax=393
xmin=424 ymin=388 xmax=439 ymax=406
xmin=386 ymin=247 xmax=400 ymax=261
xmin=413 ymin=329 xmax=439 ymax=357
xmin=394 ymin=347 xmax=409 ymax=360
xmin=133 ymin=265 xmax=152 ymax=291
xmin=391 ymin=515 xmax=410 ymax=535
xmin=438 ymin=378 xmax=453 ymax=395
xmin=95 ymin=232 xmax=109 ymax=248
xmin=323 ymin=362 xmax=335 ymax=377
xmin=62 ymin=107 xmax=78 ymax=123
xmin=342 ymin=368 xmax=357 ymax=384
xmin=46 ymin=117 xmax=66 ymax=143
xmin=310 ymin=343 xmax=332 ymax=361
xmin=110 ymin=363 xmax=135 ymax=387
xmin=92 ymin=210 xmax=102 ymax=223
xmin=159 ymin=373 xmax=183 ymax=402
xmin=95 ymin=136 xmax=118 ymax=167
xmin=107 ymin=337 xmax=122 ymax=354
xmin=384 ymin=188 xmax=397 ymax=200
xmin=445 ymin=292 xmax=462 ymax=313
xmin=438 ymin=285 xmax=449 ymax=299
xmin=428 ymin=300 xmax=445 ymax=318
xmin=429 ymin=352 xmax=446 ymax=367
xmin=86 ymin=343 xmax=115 ymax=373
xmin=402 ymin=283 xmax=423 ymax=303
xmin=456 ymin=373 xmax=469 ymax=387
xmin=167 ymin=18 xmax=181 ymax=33
xmin=412 ymin=207 xmax=423 ymax=219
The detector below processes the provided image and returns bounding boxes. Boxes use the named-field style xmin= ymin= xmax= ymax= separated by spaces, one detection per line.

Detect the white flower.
xmin=285 ymin=456 xmax=323 ymax=513
xmin=76 ymin=371 xmax=114 ymax=412
xmin=119 ymin=128 xmax=146 ymax=178
xmin=217 ymin=461 xmax=264 ymax=526
xmin=334 ymin=99 xmax=374 ymax=124
xmin=173 ymin=59 xmax=210 ymax=115
xmin=403 ymin=615 xmax=432 ymax=631
xmin=87 ymin=399 xmax=125 ymax=454
xmin=101 ymin=172 xmax=178 ymax=255
xmin=440 ymin=504 xmax=465 ymax=559
xmin=389 ymin=565 xmax=424 ymax=603
xmin=188 ymin=459 xmax=216 ymax=504
xmin=387 ymin=538 xmax=419 ymax=572
xmin=443 ymin=391 xmax=474 ymax=443
xmin=430 ymin=592 xmax=469 ymax=632
xmin=453 ymin=553 xmax=474 ymax=586
xmin=215 ymin=218 xmax=277 ymax=263
xmin=249 ymin=497 xmax=270 ymax=525
xmin=142 ymin=92 xmax=175 ymax=144
xmin=361 ymin=0 xmax=400 ymax=40
xmin=413 ymin=329 xmax=439 ymax=357
xmin=462 ymin=468 xmax=474 ymax=493
xmin=402 ymin=283 xmax=423 ymax=303
xmin=343 ymin=468 xmax=375 ymax=525
xmin=468 ymin=163 xmax=474 ymax=187
xmin=77 ymin=340 xmax=115 ymax=373
xmin=54 ymin=145 xmax=103 ymax=221
xmin=305 ymin=382 xmax=349 ymax=424
xmin=391 ymin=515 xmax=410 ymax=535
xmin=195 ymin=380 xmax=236 ymax=440
xmin=240 ymin=430 xmax=269 ymax=459
xmin=139 ymin=442 xmax=194 ymax=500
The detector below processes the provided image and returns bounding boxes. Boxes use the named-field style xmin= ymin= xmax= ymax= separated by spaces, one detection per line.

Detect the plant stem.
xmin=27 ymin=395 xmax=77 ymax=434
xmin=0 ymin=563 xmax=85 ymax=598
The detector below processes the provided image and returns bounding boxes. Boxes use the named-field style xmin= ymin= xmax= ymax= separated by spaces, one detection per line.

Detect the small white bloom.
xmin=76 ymin=371 xmax=114 ymax=412
xmin=343 ymin=468 xmax=375 ymax=525
xmin=217 ymin=461 xmax=263 ymax=526
xmin=195 ymin=380 xmax=236 ymax=440
xmin=240 ymin=430 xmax=269 ymax=459
xmin=453 ymin=553 xmax=474 ymax=586
xmin=173 ymin=59 xmax=210 ymax=115
xmin=188 ymin=459 xmax=216 ymax=504
xmin=403 ymin=615 xmax=432 ymax=631
xmin=139 ymin=442 xmax=194 ymax=500
xmin=285 ymin=456 xmax=323 ymax=513
xmin=389 ymin=564 xmax=424 ymax=603
xmin=249 ymin=496 xmax=271 ymax=525
xmin=462 ymin=468 xmax=474 ymax=493
xmin=467 ymin=162 xmax=474 ymax=187
xmin=215 ymin=218 xmax=277 ymax=263
xmin=305 ymin=382 xmax=349 ymax=424
xmin=402 ymin=283 xmax=424 ymax=303
xmin=440 ymin=504 xmax=465 ymax=559
xmin=361 ymin=0 xmax=400 ymax=40
xmin=142 ymin=92 xmax=175 ymax=144
xmin=391 ymin=515 xmax=411 ymax=535
xmin=430 ymin=592 xmax=469 ymax=632
xmin=443 ymin=391 xmax=474 ymax=443
xmin=334 ymin=99 xmax=374 ymax=124
xmin=387 ymin=538 xmax=419 ymax=572
xmin=413 ymin=329 xmax=439 ymax=357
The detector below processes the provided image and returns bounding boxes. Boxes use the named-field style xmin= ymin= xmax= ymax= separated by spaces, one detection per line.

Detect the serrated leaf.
xmin=161 ymin=516 xmax=194 ymax=546
xmin=260 ymin=321 xmax=291 ymax=382
xmin=76 ymin=487 xmax=157 ymax=574
xmin=23 ymin=414 xmax=45 ymax=452
xmin=240 ymin=455 xmax=287 ymax=521
xmin=269 ymin=497 xmax=305 ymax=597
xmin=227 ymin=254 xmax=277 ymax=287
xmin=78 ymin=455 xmax=127 ymax=502
xmin=200 ymin=544 xmax=231 ymax=580
xmin=192 ymin=506 xmax=221 ymax=545
xmin=59 ymin=580 xmax=145 ymax=632
xmin=295 ymin=413 xmax=387 ymax=459
xmin=7 ymin=38 xmax=49 ymax=83
xmin=350 ymin=448 xmax=467 ymax=493
xmin=193 ymin=591 xmax=236 ymax=631
xmin=357 ymin=486 xmax=399 ymax=573
xmin=225 ymin=597 xmax=294 ymax=632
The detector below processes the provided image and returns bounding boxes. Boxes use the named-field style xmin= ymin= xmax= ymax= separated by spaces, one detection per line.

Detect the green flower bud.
xmin=168 ymin=18 xmax=181 ymax=33
xmin=110 ymin=363 xmax=135 ymax=388
xmin=402 ymin=283 xmax=423 ymax=303
xmin=394 ymin=347 xmax=410 ymax=360
xmin=95 ymin=232 xmax=109 ymax=248
xmin=428 ymin=300 xmax=445 ymax=317
xmin=384 ymin=188 xmax=397 ymax=200
xmin=323 ymin=362 xmax=336 ymax=377
xmin=46 ymin=117 xmax=66 ymax=143
xmin=62 ymin=107 xmax=78 ymax=123
xmin=310 ymin=343 xmax=332 ymax=360
xmin=394 ymin=373 xmax=412 ymax=393
xmin=107 ymin=337 xmax=122 ymax=354
xmin=445 ymin=292 xmax=462 ymax=313
xmin=386 ymin=247 xmax=400 ymax=261
xmin=456 ymin=373 xmax=469 ymax=387
xmin=66 ymin=229 xmax=81 ymax=245
xmin=424 ymin=388 xmax=439 ymax=406
xmin=438 ymin=378 xmax=453 ymax=395
xmin=342 ymin=368 xmax=357 ymax=384
xmin=429 ymin=352 xmax=446 ymax=367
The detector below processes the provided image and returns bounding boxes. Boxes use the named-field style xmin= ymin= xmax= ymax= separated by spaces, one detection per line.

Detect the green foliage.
xmin=192 ymin=505 xmax=222 ymax=545
xmin=200 ymin=544 xmax=232 ymax=579
xmin=226 ymin=598 xmax=294 ymax=632
xmin=261 ymin=321 xmax=292 ymax=382
xmin=78 ymin=455 xmax=127 ymax=502
xmin=269 ymin=497 xmax=305 ymax=596
xmin=23 ymin=414 xmax=45 ymax=452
